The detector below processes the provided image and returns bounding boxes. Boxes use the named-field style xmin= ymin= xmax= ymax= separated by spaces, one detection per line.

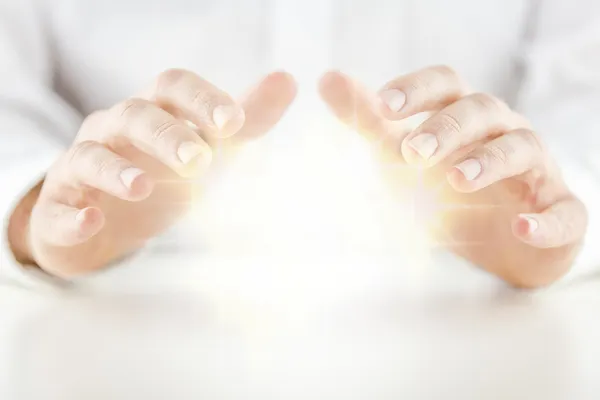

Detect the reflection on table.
xmin=1 ymin=254 xmax=600 ymax=400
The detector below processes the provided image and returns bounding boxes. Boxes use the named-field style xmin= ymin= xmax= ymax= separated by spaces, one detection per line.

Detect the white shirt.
xmin=1 ymin=0 xmax=600 ymax=291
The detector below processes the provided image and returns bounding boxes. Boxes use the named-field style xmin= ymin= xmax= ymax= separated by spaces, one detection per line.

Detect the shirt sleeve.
xmin=515 ymin=0 xmax=600 ymax=285
xmin=0 ymin=0 xmax=83 ymax=291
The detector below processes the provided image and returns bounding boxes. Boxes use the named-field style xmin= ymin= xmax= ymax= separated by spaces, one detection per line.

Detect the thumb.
xmin=513 ymin=197 xmax=588 ymax=248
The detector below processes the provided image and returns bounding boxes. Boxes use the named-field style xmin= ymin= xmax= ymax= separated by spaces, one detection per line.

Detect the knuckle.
xmin=156 ymin=68 xmax=217 ymax=111
xmin=434 ymin=112 xmax=462 ymax=135
xmin=519 ymin=129 xmax=545 ymax=153
xmin=79 ymin=110 xmax=106 ymax=136
xmin=92 ymin=155 xmax=114 ymax=177
xmin=151 ymin=120 xmax=179 ymax=142
xmin=191 ymin=89 xmax=211 ymax=109
xmin=431 ymin=64 xmax=459 ymax=80
xmin=484 ymin=142 xmax=511 ymax=165
xmin=68 ymin=141 xmax=121 ymax=178
xmin=404 ymin=65 xmax=463 ymax=104
xmin=407 ymin=73 xmax=431 ymax=95
xmin=157 ymin=68 xmax=192 ymax=89
xmin=468 ymin=92 xmax=506 ymax=112
xmin=115 ymin=98 xmax=147 ymax=118
xmin=191 ymin=88 xmax=218 ymax=111
xmin=71 ymin=141 xmax=123 ymax=178
xmin=69 ymin=140 xmax=99 ymax=164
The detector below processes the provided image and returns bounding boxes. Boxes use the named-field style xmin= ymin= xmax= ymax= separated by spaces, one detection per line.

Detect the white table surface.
xmin=1 ymin=253 xmax=600 ymax=400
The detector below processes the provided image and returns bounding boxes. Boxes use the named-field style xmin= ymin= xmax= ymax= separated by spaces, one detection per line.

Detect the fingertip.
xmin=120 ymin=168 xmax=155 ymax=200
xmin=377 ymin=88 xmax=407 ymax=119
xmin=268 ymin=69 xmax=295 ymax=82
xmin=75 ymin=206 xmax=105 ymax=237
xmin=256 ymin=70 xmax=298 ymax=110
xmin=400 ymin=139 xmax=422 ymax=165
xmin=513 ymin=200 xmax=586 ymax=249
xmin=446 ymin=159 xmax=484 ymax=193
xmin=318 ymin=70 xmax=339 ymax=87
xmin=318 ymin=70 xmax=348 ymax=98
xmin=128 ymin=170 xmax=155 ymax=200
xmin=318 ymin=70 xmax=358 ymax=121
xmin=234 ymin=71 xmax=298 ymax=140
xmin=179 ymin=148 xmax=213 ymax=178
xmin=266 ymin=70 xmax=298 ymax=97
xmin=512 ymin=214 xmax=539 ymax=241
xmin=446 ymin=167 xmax=472 ymax=192
xmin=212 ymin=104 xmax=246 ymax=138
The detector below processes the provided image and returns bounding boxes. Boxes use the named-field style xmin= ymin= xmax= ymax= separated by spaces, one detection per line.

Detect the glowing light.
xmin=186 ymin=117 xmax=434 ymax=257
xmin=173 ymin=97 xmax=498 ymax=330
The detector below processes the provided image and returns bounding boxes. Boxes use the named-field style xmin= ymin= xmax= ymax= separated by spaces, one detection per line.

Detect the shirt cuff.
xmin=0 ymin=151 xmax=72 ymax=293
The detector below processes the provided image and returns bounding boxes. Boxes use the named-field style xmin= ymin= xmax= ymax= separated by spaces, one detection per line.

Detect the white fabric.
xmin=1 ymin=0 xmax=600 ymax=290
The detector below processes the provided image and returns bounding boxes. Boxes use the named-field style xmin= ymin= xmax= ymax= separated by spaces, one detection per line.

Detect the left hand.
xmin=319 ymin=66 xmax=587 ymax=288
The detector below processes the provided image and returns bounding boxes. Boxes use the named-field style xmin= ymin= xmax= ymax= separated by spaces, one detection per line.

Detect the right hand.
xmin=15 ymin=69 xmax=297 ymax=277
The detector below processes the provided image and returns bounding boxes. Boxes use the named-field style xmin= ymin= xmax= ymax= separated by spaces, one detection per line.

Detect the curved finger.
xmin=234 ymin=71 xmax=297 ymax=140
xmin=82 ymin=100 xmax=213 ymax=177
xmin=145 ymin=69 xmax=245 ymax=138
xmin=57 ymin=141 xmax=154 ymax=201
xmin=319 ymin=70 xmax=393 ymax=139
xmin=30 ymin=203 xmax=105 ymax=247
xmin=378 ymin=65 xmax=469 ymax=119
xmin=513 ymin=198 xmax=587 ymax=248
xmin=401 ymin=92 xmax=526 ymax=166
xmin=447 ymin=129 xmax=546 ymax=192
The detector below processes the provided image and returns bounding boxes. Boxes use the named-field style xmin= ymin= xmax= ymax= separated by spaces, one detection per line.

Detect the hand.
xmin=11 ymin=69 xmax=297 ymax=277
xmin=319 ymin=66 xmax=587 ymax=288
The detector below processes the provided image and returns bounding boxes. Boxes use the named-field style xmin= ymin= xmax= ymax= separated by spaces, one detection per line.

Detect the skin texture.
xmin=319 ymin=66 xmax=587 ymax=289
xmin=9 ymin=69 xmax=297 ymax=278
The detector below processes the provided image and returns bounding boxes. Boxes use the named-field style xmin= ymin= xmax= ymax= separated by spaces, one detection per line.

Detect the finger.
xmin=30 ymin=203 xmax=105 ymax=247
xmin=513 ymin=198 xmax=587 ymax=248
xmin=319 ymin=70 xmax=393 ymax=139
xmin=447 ymin=129 xmax=546 ymax=192
xmin=401 ymin=92 xmax=527 ymax=166
xmin=82 ymin=100 xmax=213 ymax=177
xmin=56 ymin=141 xmax=154 ymax=201
xmin=144 ymin=69 xmax=245 ymax=138
xmin=234 ymin=71 xmax=297 ymax=140
xmin=377 ymin=65 xmax=469 ymax=119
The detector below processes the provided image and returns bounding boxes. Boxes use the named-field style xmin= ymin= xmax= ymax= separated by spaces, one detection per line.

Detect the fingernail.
xmin=455 ymin=159 xmax=482 ymax=181
xmin=177 ymin=141 xmax=205 ymax=165
xmin=120 ymin=167 xmax=145 ymax=189
xmin=520 ymin=214 xmax=539 ymax=234
xmin=379 ymin=89 xmax=407 ymax=112
xmin=185 ymin=120 xmax=199 ymax=131
xmin=212 ymin=105 xmax=238 ymax=131
xmin=408 ymin=133 xmax=438 ymax=160
xmin=75 ymin=208 xmax=88 ymax=222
